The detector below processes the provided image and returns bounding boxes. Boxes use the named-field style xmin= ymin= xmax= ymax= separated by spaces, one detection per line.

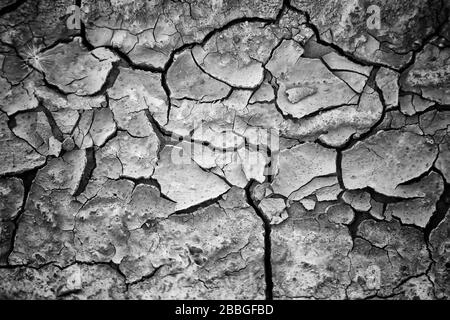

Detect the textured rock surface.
xmin=401 ymin=43 xmax=450 ymax=105
xmin=385 ymin=172 xmax=444 ymax=227
xmin=281 ymin=77 xmax=383 ymax=147
xmin=0 ymin=177 xmax=24 ymax=222
xmin=154 ymin=146 xmax=231 ymax=211
xmin=291 ymin=0 xmax=446 ymax=69
xmin=0 ymin=0 xmax=448 ymax=301
xmin=0 ymin=113 xmax=46 ymax=175
xmin=0 ymin=264 xmax=126 ymax=299
xmin=127 ymin=188 xmax=265 ymax=299
xmin=42 ymin=39 xmax=118 ymax=95
xmin=108 ymin=67 xmax=168 ymax=135
xmin=430 ymin=209 xmax=450 ymax=299
xmin=272 ymin=142 xmax=336 ymax=197
xmin=192 ymin=22 xmax=279 ymax=88
xmin=100 ymin=131 xmax=159 ymax=179
xmin=376 ymin=67 xmax=399 ymax=109
xmin=8 ymin=150 xmax=87 ymax=267
xmin=82 ymin=0 xmax=283 ymax=69
xmin=342 ymin=130 xmax=438 ymax=196
xmin=167 ymin=50 xmax=231 ymax=101
xmin=272 ymin=202 xmax=353 ymax=299
xmin=348 ymin=220 xmax=431 ymax=299
xmin=267 ymin=40 xmax=358 ymax=119
xmin=0 ymin=177 xmax=24 ymax=264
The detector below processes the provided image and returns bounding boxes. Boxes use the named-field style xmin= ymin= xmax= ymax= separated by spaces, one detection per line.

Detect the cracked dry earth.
xmin=0 ymin=0 xmax=449 ymax=301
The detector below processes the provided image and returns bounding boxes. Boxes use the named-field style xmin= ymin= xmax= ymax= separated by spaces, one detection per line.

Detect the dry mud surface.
xmin=0 ymin=0 xmax=449 ymax=300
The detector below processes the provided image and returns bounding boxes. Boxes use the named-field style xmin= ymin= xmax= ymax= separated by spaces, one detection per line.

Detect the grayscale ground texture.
xmin=0 ymin=0 xmax=449 ymax=300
